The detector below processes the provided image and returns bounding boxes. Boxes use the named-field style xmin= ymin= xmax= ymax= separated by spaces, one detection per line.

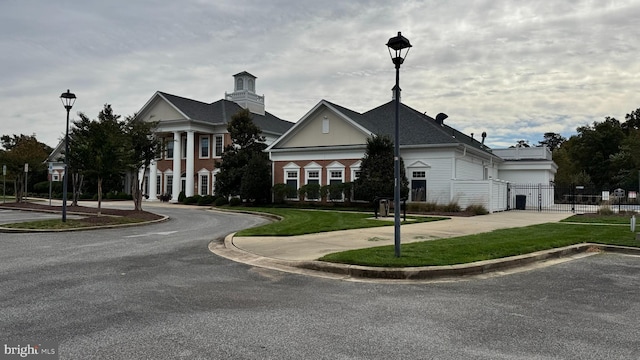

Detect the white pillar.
xmin=148 ymin=160 xmax=158 ymax=201
xmin=171 ymin=131 xmax=182 ymax=203
xmin=185 ymin=131 xmax=195 ymax=197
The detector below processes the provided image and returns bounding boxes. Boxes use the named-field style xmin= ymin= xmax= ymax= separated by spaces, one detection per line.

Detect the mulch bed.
xmin=1 ymin=202 xmax=163 ymax=223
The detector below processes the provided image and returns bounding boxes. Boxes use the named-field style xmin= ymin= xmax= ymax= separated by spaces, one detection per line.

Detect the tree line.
xmin=545 ymin=107 xmax=640 ymax=191
xmin=3 ymin=105 xmax=639 ymax=207
xmin=0 ymin=104 xmax=161 ymax=212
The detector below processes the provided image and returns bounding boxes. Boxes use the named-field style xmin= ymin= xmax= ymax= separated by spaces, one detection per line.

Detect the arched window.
xmin=248 ymin=79 xmax=255 ymax=92
xmin=236 ymin=78 xmax=243 ymax=90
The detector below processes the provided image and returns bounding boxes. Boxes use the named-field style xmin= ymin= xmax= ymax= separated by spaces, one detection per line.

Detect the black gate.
xmin=507 ymin=184 xmax=639 ymax=213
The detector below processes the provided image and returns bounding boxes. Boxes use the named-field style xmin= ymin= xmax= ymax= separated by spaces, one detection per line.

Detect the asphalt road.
xmin=1 ymin=206 xmax=639 ymax=359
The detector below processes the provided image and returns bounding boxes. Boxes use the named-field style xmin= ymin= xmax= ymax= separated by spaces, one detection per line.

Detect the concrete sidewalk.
xmin=231 ymin=211 xmax=574 ymax=261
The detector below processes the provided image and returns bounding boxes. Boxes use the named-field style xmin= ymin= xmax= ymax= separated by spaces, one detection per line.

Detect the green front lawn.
xmin=234 ymin=207 xmax=447 ymax=236
xmin=320 ymin=223 xmax=638 ymax=267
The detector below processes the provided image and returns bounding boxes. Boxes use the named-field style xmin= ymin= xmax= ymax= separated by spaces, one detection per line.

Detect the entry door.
xmin=411 ymin=180 xmax=426 ymax=202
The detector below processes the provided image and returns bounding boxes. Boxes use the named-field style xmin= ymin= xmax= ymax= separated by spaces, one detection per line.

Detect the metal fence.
xmin=507 ymin=184 xmax=640 ymax=213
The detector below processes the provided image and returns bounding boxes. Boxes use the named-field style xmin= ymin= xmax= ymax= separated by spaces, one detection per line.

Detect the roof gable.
xmin=137 ymin=91 xmax=293 ymax=136
xmin=268 ymin=100 xmax=372 ymax=150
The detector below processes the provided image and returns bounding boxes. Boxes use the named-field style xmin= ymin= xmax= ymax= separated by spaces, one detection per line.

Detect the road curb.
xmin=212 ymin=233 xmax=640 ymax=280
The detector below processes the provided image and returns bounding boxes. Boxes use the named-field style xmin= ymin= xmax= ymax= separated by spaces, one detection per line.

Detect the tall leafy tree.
xmin=0 ymin=134 xmax=52 ymax=202
xmin=538 ymin=132 xmax=566 ymax=152
xmin=566 ymin=116 xmax=624 ymax=189
xmin=215 ymin=109 xmax=271 ymax=203
xmin=69 ymin=104 xmax=126 ymax=214
xmin=353 ymin=134 xmax=408 ymax=201
xmin=123 ymin=114 xmax=162 ymax=211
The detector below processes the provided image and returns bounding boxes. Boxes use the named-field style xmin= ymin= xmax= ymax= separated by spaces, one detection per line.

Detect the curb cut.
xmin=212 ymin=233 xmax=640 ymax=281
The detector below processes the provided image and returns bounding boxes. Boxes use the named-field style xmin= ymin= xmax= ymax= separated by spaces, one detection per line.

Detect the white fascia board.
xmin=269 ymin=147 xmax=366 ymax=162
xmin=154 ymin=119 xmax=216 ymax=134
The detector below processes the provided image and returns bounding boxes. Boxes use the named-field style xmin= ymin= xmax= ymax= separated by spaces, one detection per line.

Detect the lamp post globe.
xmin=60 ymin=89 xmax=76 ymax=222
xmin=386 ymin=32 xmax=411 ymax=258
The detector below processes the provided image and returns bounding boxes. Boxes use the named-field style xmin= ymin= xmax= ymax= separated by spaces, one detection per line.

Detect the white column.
xmin=171 ymin=131 xmax=182 ymax=203
xmin=148 ymin=160 xmax=158 ymax=201
xmin=185 ymin=131 xmax=195 ymax=197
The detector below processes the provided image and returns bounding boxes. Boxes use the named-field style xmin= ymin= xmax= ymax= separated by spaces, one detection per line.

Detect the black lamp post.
xmin=386 ymin=31 xmax=412 ymax=257
xmin=60 ymin=89 xmax=76 ymax=222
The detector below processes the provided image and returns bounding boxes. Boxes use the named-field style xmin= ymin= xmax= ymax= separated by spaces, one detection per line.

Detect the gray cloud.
xmin=1 ymin=0 xmax=638 ymax=149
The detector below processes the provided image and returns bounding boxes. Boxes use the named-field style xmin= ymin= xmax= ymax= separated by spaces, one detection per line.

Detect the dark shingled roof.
xmin=325 ymin=99 xmax=490 ymax=152
xmin=158 ymin=91 xmax=293 ymax=135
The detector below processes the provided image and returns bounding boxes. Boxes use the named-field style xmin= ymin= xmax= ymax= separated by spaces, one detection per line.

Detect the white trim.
xmin=283 ymin=163 xmax=300 ymax=200
xmin=165 ymin=137 xmax=174 ymax=159
xmin=211 ymin=169 xmax=220 ymax=194
xmin=198 ymin=168 xmax=210 ymax=196
xmin=326 ymin=161 xmax=345 ymax=201
xmin=350 ymin=160 xmax=362 ymax=182
xmin=213 ymin=134 xmax=224 ymax=158
xmin=199 ymin=134 xmax=210 ymax=159
xmin=304 ymin=162 xmax=322 ymax=201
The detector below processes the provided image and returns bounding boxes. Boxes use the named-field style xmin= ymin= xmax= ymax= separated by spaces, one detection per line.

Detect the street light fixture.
xmin=386 ymin=31 xmax=412 ymax=258
xmin=60 ymin=89 xmax=76 ymax=222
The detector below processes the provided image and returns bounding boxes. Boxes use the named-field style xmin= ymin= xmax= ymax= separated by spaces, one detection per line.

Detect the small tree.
xmin=123 ymin=114 xmax=162 ymax=211
xmin=69 ymin=105 xmax=126 ymax=215
xmin=353 ymin=135 xmax=408 ymax=201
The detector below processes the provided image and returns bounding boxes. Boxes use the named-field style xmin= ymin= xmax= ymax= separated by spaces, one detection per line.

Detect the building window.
xmin=53 ymin=174 xmax=59 ymax=181
xmin=166 ymin=175 xmax=173 ymax=195
xmin=248 ymin=79 xmax=255 ymax=92
xmin=214 ymin=135 xmax=224 ymax=157
xmin=322 ymin=118 xmax=329 ymax=134
xmin=328 ymin=170 xmax=343 ymax=201
xmin=212 ymin=170 xmax=219 ymax=194
xmin=166 ymin=139 xmax=174 ymax=159
xmin=236 ymin=78 xmax=243 ymax=90
xmin=200 ymin=136 xmax=210 ymax=158
xmin=306 ymin=170 xmax=320 ymax=200
xmin=411 ymin=170 xmax=427 ymax=202
xmin=181 ymin=135 xmax=187 ymax=159
xmin=286 ymin=171 xmax=298 ymax=199
xmin=156 ymin=175 xmax=161 ymax=195
xmin=353 ymin=171 xmax=361 ymax=180
xmin=200 ymin=174 xmax=209 ymax=196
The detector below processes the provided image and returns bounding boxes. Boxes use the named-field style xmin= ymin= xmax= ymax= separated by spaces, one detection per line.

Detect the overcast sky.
xmin=1 ymin=0 xmax=639 ymax=149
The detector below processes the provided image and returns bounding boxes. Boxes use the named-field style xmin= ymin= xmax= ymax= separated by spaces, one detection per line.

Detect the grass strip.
xmin=234 ymin=207 xmax=447 ymax=236
xmin=3 ymin=217 xmax=145 ymax=229
xmin=562 ymin=214 xmax=634 ymax=224
xmin=320 ymin=223 xmax=638 ymax=267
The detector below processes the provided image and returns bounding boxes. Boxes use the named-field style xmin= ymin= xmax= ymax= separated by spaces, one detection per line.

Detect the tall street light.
xmin=60 ymin=89 xmax=76 ymax=222
xmin=386 ymin=31 xmax=412 ymax=258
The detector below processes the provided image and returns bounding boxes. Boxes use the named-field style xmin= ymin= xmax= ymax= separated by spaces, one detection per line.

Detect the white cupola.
xmin=225 ymin=71 xmax=265 ymax=115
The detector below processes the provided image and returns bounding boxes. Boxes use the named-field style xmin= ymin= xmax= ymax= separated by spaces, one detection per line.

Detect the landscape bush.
xmin=465 ymin=204 xmax=489 ymax=215
xmin=215 ymin=196 xmax=229 ymax=206
xmin=229 ymin=197 xmax=242 ymax=206
xmin=197 ymin=195 xmax=216 ymax=206
xmin=183 ymin=195 xmax=201 ymax=205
